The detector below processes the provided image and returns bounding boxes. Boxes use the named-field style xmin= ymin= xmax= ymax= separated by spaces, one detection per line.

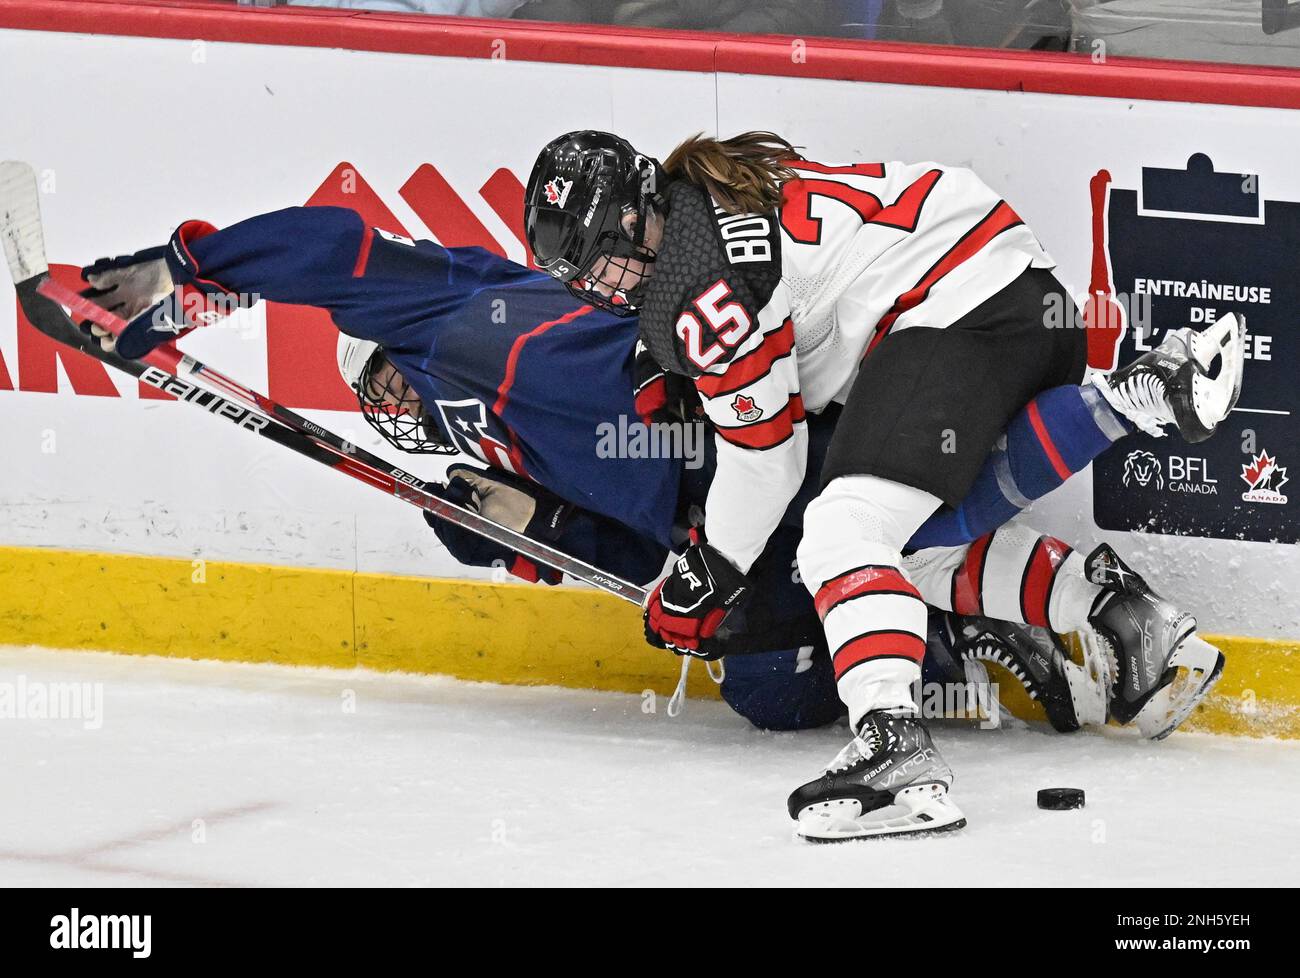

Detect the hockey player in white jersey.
xmin=524 ymin=131 xmax=1244 ymax=840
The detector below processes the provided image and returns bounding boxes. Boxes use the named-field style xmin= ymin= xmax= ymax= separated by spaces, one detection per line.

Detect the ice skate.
xmin=1092 ymin=313 xmax=1245 ymax=443
xmin=788 ymin=710 xmax=966 ymax=841
xmin=939 ymin=614 xmax=1110 ymax=733
xmin=1085 ymin=545 xmax=1226 ymax=740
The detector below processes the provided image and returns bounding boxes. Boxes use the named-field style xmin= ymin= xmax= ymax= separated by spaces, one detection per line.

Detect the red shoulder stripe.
xmin=865 ymin=200 xmax=1025 ymax=358
xmin=493 ymin=304 xmax=594 ymax=416
xmin=353 ymin=225 xmax=375 ymax=277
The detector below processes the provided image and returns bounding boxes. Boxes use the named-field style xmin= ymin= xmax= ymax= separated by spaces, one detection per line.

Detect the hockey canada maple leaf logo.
xmin=544 ymin=177 xmax=572 ymax=208
xmin=1240 ymin=450 xmax=1289 ymax=505
xmin=731 ymin=394 xmax=763 ymax=423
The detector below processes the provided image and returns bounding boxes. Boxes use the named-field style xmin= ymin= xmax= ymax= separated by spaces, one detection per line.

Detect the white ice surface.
xmin=1 ymin=645 xmax=1297 ymax=888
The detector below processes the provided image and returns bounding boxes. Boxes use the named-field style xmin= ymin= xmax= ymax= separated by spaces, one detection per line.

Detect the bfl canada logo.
xmin=1241 ymin=449 xmax=1289 ymax=504
xmin=1122 ymin=450 xmax=1163 ymax=489
xmin=50 ymin=908 xmax=151 ymax=958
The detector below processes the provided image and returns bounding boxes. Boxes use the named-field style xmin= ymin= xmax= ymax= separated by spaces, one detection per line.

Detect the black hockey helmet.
xmin=524 ymin=130 xmax=666 ymax=316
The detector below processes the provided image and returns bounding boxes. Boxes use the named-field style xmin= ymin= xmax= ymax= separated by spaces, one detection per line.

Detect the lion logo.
xmin=1123 ymin=450 xmax=1163 ymax=489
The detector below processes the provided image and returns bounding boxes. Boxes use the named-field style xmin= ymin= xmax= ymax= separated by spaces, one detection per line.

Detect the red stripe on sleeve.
xmin=174 ymin=219 xmax=228 ymax=293
xmin=833 ymin=631 xmax=927 ymax=680
xmin=815 ymin=565 xmax=921 ymax=621
xmin=715 ymin=393 xmax=805 ymax=450
xmin=695 ymin=318 xmax=794 ymax=398
xmin=353 ymin=225 xmax=374 ymax=277
xmin=1026 ymin=398 xmax=1073 ymax=481
xmin=951 ymin=532 xmax=992 ymax=616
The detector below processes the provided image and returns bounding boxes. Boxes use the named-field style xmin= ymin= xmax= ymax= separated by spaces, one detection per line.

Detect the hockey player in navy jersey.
xmin=78 ymin=202 xmax=1221 ymax=744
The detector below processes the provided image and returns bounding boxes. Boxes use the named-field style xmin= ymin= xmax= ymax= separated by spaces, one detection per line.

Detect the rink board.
xmin=1 ymin=544 xmax=1297 ymax=738
xmin=0 ymin=545 xmax=722 ymax=702
xmin=0 ymin=6 xmax=1297 ymax=726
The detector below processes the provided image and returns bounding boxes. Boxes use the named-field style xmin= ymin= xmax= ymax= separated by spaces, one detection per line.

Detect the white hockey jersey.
xmin=637 ymin=160 xmax=1055 ymax=574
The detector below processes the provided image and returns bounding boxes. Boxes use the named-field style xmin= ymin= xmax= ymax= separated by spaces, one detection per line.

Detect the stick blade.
xmin=1 ymin=160 xmax=48 ymax=283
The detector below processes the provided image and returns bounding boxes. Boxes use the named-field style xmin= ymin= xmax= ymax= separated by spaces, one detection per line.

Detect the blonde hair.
xmin=663 ymin=131 xmax=802 ymax=215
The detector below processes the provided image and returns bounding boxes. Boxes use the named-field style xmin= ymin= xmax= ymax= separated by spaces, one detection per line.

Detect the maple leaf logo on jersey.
xmin=731 ymin=394 xmax=763 ymax=423
xmin=544 ymin=177 xmax=572 ymax=208
xmin=1240 ymin=450 xmax=1289 ymax=504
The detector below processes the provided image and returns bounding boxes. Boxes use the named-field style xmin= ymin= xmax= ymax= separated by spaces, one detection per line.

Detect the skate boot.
xmin=1091 ymin=313 xmax=1245 ymax=443
xmin=937 ymin=614 xmax=1110 ymax=733
xmin=1085 ymin=545 xmax=1226 ymax=740
xmin=787 ymin=710 xmax=966 ymax=841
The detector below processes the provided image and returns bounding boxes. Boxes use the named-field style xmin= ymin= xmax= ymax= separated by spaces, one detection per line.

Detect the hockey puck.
xmin=1037 ymin=788 xmax=1085 ymax=810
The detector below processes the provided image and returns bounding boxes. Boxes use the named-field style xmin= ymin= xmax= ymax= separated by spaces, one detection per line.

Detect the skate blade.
xmin=795 ymin=784 xmax=966 ymax=842
xmin=1188 ymin=313 xmax=1245 ymax=432
xmin=1062 ymin=657 xmax=1109 ymax=728
xmin=1136 ymin=636 xmax=1227 ymax=740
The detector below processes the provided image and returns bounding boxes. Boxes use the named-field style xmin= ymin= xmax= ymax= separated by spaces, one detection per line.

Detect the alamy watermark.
xmin=596 ymin=416 xmax=706 ymax=470
xmin=0 ymin=676 xmax=104 ymax=730
xmin=913 ymin=678 xmax=1001 ymax=730
xmin=50 ymin=908 xmax=150 ymax=958
xmin=148 ymin=287 xmax=261 ymax=334
xmin=1043 ymin=289 xmax=1152 ymax=333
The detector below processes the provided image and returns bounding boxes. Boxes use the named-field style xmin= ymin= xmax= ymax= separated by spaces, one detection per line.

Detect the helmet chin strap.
xmin=622 ymin=201 xmax=649 ymax=251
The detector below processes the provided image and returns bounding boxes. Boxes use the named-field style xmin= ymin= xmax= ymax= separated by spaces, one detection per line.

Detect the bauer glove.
xmin=644 ymin=542 xmax=751 ymax=658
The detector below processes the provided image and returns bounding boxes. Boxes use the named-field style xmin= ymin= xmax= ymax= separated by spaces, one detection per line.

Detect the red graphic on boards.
xmin=267 ymin=160 xmax=534 ymax=411
xmin=6 ymin=160 xmax=533 ymax=409
xmin=7 ymin=264 xmax=172 ymax=400
xmin=1084 ymin=169 xmax=1128 ymax=371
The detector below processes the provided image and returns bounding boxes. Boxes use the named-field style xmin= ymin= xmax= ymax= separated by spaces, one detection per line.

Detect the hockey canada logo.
xmin=1122 ymin=450 xmax=1163 ymax=490
xmin=544 ymin=177 xmax=572 ymax=208
xmin=1240 ymin=450 xmax=1289 ymax=504
xmin=731 ymin=394 xmax=763 ymax=422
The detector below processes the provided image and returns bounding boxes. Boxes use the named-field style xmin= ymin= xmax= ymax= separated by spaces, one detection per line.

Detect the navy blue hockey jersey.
xmin=177 ymin=205 xmax=680 ymax=549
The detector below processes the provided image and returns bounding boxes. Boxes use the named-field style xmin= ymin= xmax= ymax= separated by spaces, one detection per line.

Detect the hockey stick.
xmin=1 ymin=162 xmax=648 ymax=606
xmin=38 ymin=277 xmax=650 ymax=605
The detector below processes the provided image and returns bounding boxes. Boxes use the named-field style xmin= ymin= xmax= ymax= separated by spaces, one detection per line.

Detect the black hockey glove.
xmin=644 ymin=542 xmax=751 ymax=658
xmin=424 ymin=463 xmax=573 ymax=585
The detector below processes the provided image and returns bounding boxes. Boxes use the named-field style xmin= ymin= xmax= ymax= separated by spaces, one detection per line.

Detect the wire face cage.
xmin=356 ymin=351 xmax=457 ymax=455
